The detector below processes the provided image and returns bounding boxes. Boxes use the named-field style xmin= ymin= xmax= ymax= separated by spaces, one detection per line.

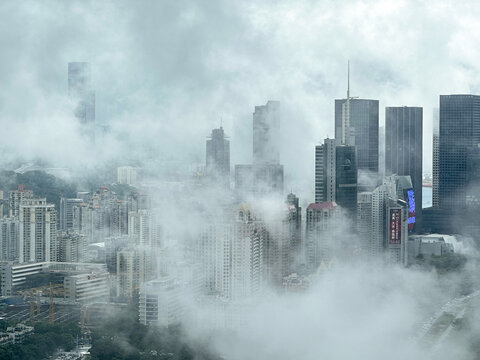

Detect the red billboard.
xmin=389 ymin=209 xmax=402 ymax=244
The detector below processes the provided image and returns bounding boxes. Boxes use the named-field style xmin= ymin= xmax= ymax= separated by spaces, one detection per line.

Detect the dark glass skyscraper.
xmin=314 ymin=138 xmax=357 ymax=216
xmin=335 ymin=98 xmax=379 ymax=187
xmin=335 ymin=145 xmax=357 ymax=216
xmin=439 ymin=95 xmax=480 ymax=210
xmin=385 ymin=106 xmax=423 ymax=232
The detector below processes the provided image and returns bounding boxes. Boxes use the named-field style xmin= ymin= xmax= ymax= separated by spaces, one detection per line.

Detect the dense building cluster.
xmin=0 ymin=62 xmax=473 ymax=332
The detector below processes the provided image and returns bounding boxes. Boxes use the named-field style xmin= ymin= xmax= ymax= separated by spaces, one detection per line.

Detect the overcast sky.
xmin=2 ymin=0 xmax=480 ymax=200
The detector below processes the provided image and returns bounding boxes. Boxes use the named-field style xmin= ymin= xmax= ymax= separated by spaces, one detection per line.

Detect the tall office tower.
xmin=60 ymin=198 xmax=84 ymax=230
xmin=117 ymin=166 xmax=138 ymax=185
xmin=235 ymin=101 xmax=284 ymax=197
xmin=116 ymin=246 xmax=153 ymax=299
xmin=68 ymin=62 xmax=95 ymax=141
xmin=305 ymin=202 xmax=340 ymax=272
xmin=432 ymin=108 xmax=439 ymax=208
xmin=385 ymin=106 xmax=423 ymax=232
xmin=315 ymin=138 xmax=357 ymax=215
xmin=18 ymin=199 xmax=57 ymax=263
xmin=335 ymin=145 xmax=358 ymax=215
xmin=206 ymin=127 xmax=230 ymax=188
xmin=439 ymin=95 xmax=480 ymax=209
xmin=9 ymin=185 xmax=33 ymax=217
xmin=357 ymin=175 xmax=409 ymax=264
xmin=253 ymin=101 xmax=280 ymax=164
xmin=379 ymin=126 xmax=385 ymax=179
xmin=0 ymin=217 xmax=19 ymax=261
xmin=57 ymin=231 xmax=85 ymax=263
xmin=139 ymin=277 xmax=181 ymax=327
xmin=335 ymin=75 xmax=379 ymax=190
xmin=315 ymin=138 xmax=336 ymax=203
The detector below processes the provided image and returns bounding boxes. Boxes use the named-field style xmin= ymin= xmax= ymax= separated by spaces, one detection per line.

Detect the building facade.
xmin=385 ymin=106 xmax=423 ymax=232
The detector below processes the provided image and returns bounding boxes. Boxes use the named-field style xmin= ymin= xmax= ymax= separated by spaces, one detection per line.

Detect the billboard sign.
xmin=404 ymin=189 xmax=416 ymax=232
xmin=389 ymin=208 xmax=402 ymax=244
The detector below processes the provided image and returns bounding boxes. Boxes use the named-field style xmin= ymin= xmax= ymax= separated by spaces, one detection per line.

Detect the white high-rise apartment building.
xmin=19 ymin=199 xmax=57 ymax=263
xmin=0 ymin=217 xmax=19 ymax=261
xmin=128 ymin=210 xmax=162 ymax=248
xmin=9 ymin=186 xmax=33 ymax=218
xmin=117 ymin=166 xmax=138 ymax=185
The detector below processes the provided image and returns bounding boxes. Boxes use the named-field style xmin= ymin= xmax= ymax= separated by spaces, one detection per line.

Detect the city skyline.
xmin=1 ymin=2 xmax=480 ymax=360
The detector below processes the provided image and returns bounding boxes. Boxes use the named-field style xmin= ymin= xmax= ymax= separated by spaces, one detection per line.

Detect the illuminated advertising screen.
xmin=389 ymin=208 xmax=402 ymax=244
xmin=404 ymin=189 xmax=416 ymax=232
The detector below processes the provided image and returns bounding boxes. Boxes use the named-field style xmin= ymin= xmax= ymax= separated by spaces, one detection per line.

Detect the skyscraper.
xmin=432 ymin=108 xmax=439 ymax=208
xmin=314 ymin=138 xmax=357 ymax=216
xmin=335 ymin=96 xmax=379 ymax=191
xmin=60 ymin=198 xmax=84 ymax=230
xmin=68 ymin=62 xmax=95 ymax=142
xmin=206 ymin=127 xmax=230 ymax=187
xmin=253 ymin=101 xmax=280 ymax=164
xmin=385 ymin=106 xmax=423 ymax=232
xmin=439 ymin=95 xmax=480 ymax=209
xmin=235 ymin=101 xmax=284 ymax=197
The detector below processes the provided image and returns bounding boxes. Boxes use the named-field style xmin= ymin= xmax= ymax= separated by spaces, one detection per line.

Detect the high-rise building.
xmin=68 ymin=62 xmax=95 ymax=142
xmin=60 ymin=198 xmax=84 ymax=230
xmin=117 ymin=166 xmax=138 ymax=185
xmin=139 ymin=277 xmax=181 ymax=327
xmin=439 ymin=95 xmax=480 ymax=210
xmin=432 ymin=108 xmax=439 ymax=208
xmin=9 ymin=185 xmax=33 ymax=218
xmin=0 ymin=217 xmax=19 ymax=261
xmin=253 ymin=101 xmax=280 ymax=165
xmin=235 ymin=101 xmax=284 ymax=197
xmin=206 ymin=127 xmax=230 ymax=188
xmin=385 ymin=106 xmax=423 ymax=232
xmin=116 ymin=246 xmax=153 ymax=299
xmin=128 ymin=209 xmax=162 ymax=248
xmin=357 ymin=175 xmax=409 ymax=265
xmin=231 ymin=205 xmax=265 ymax=300
xmin=263 ymin=195 xmax=301 ymax=286
xmin=57 ymin=231 xmax=85 ymax=263
xmin=335 ymin=97 xmax=379 ymax=190
xmin=314 ymin=138 xmax=357 ymax=215
xmin=305 ymin=202 xmax=340 ymax=272
xmin=18 ymin=199 xmax=57 ymax=263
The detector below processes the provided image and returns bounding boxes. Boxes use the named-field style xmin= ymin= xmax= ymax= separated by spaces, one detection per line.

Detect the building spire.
xmin=342 ymin=60 xmax=351 ymax=145
xmin=347 ymin=60 xmax=350 ymax=100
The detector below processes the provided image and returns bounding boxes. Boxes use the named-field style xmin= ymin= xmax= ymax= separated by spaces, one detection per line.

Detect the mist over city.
xmin=1 ymin=1 xmax=480 ymax=360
